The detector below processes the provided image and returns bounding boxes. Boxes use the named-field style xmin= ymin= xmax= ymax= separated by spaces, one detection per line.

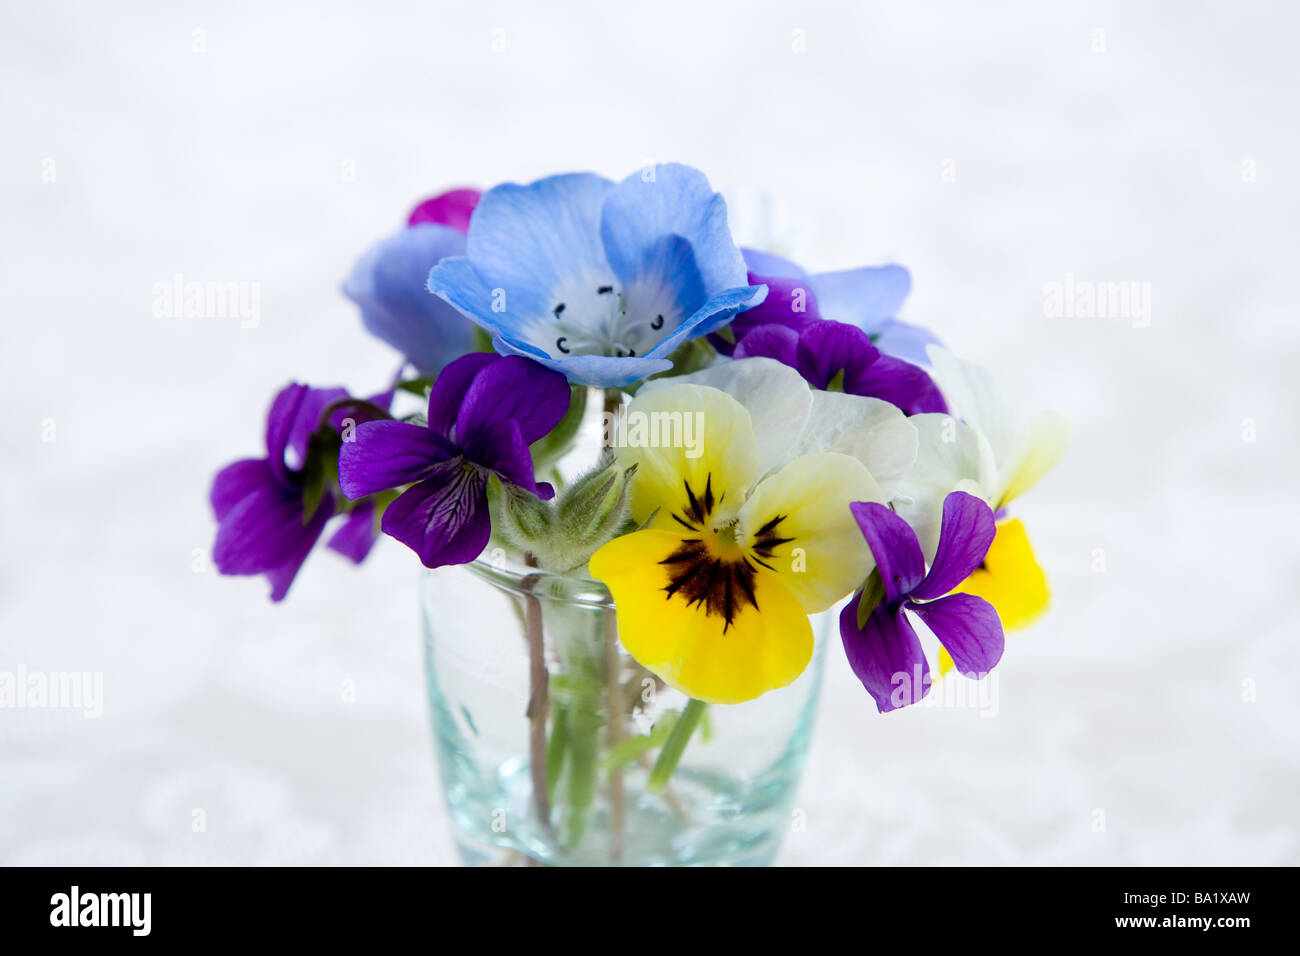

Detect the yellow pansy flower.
xmin=590 ymin=382 xmax=890 ymax=704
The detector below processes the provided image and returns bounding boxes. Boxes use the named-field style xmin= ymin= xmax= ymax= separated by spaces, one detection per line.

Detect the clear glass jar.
xmin=421 ymin=555 xmax=828 ymax=866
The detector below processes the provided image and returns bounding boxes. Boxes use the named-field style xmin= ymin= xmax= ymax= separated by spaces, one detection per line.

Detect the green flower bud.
xmin=491 ymin=479 xmax=553 ymax=554
xmin=549 ymin=459 xmax=637 ymax=572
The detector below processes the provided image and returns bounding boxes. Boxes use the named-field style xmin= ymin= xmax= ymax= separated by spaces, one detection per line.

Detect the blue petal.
xmin=614 ymin=234 xmax=706 ymax=349
xmin=343 ymin=224 xmax=475 ymax=375
xmin=491 ymin=336 xmax=672 ymax=389
xmin=644 ymin=283 xmax=768 ymax=355
xmin=427 ymin=256 xmax=510 ymax=335
xmin=434 ymin=165 xmax=760 ymax=388
xmin=600 ymin=164 xmax=748 ymax=310
xmin=460 ymin=172 xmax=615 ymax=322
xmin=502 ymin=284 xmax=768 ymax=388
xmin=871 ymin=318 xmax=943 ymax=367
xmin=741 ymin=247 xmax=808 ymax=280
xmin=808 ymin=265 xmax=912 ymax=333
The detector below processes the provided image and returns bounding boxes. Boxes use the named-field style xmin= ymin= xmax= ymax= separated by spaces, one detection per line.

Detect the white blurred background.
xmin=3 ymin=0 xmax=1297 ymax=865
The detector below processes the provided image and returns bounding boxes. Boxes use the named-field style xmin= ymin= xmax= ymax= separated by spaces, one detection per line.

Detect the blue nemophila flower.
xmin=428 ymin=164 xmax=767 ymax=388
xmin=342 ymin=189 xmax=482 ymax=376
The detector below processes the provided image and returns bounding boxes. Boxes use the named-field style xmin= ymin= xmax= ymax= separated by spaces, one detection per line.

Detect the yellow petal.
xmin=614 ymin=384 xmax=759 ymax=530
xmin=738 ymin=452 xmax=884 ymax=613
xmin=589 ymin=529 xmax=814 ymax=705
xmin=953 ymin=518 xmax=1049 ymax=630
xmin=996 ymin=410 xmax=1069 ymax=508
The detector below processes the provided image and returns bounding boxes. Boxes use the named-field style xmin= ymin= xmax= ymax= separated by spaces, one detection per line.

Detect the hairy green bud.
xmin=548 ymin=458 xmax=637 ymax=572
xmin=491 ymin=480 xmax=554 ymax=554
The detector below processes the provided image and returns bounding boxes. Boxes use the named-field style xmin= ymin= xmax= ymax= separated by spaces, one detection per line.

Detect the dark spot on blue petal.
xmin=553 ymin=303 xmax=565 ymax=317
xmin=651 ymin=314 xmax=664 ymax=330
xmin=556 ymin=337 xmax=570 ymax=353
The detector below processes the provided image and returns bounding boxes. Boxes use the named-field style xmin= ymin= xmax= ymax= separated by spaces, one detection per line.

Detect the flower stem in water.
xmin=647 ymin=698 xmax=706 ymax=795
xmin=522 ymin=554 xmax=551 ymax=833
xmin=603 ymin=610 xmax=625 ymax=861
xmin=564 ymin=701 xmax=601 ymax=847
xmin=545 ymin=703 xmax=568 ymax=805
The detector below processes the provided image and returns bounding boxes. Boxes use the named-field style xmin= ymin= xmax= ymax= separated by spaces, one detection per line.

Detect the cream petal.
xmin=996 ymin=409 xmax=1070 ymax=507
xmin=926 ymin=346 xmax=1016 ymax=465
xmin=738 ymin=452 xmax=885 ymax=613
xmin=890 ymin=413 xmax=998 ymax=560
xmin=793 ymin=390 xmax=918 ymax=492
xmin=646 ymin=357 xmax=813 ymax=479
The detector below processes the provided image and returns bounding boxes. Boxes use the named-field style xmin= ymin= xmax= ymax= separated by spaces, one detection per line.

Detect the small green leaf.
xmin=599 ymin=711 xmax=679 ymax=774
xmin=634 ymin=506 xmax=661 ymax=532
xmin=396 ymin=376 xmax=437 ymax=397
xmin=300 ymin=427 xmax=339 ymax=524
xmin=856 ymin=568 xmax=887 ymax=629
xmin=826 ymin=369 xmax=846 ymax=393
xmin=368 ymin=489 xmax=400 ymax=533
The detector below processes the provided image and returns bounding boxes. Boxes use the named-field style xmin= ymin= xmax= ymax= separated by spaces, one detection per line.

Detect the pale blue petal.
xmin=428 ymin=256 xmax=514 ymax=337
xmin=491 ymin=336 xmax=672 ymax=388
xmin=462 ymin=172 xmax=615 ymax=321
xmin=872 ymin=318 xmax=944 ymax=367
xmin=342 ymin=224 xmax=474 ymax=375
xmin=600 ymin=164 xmax=748 ymax=306
xmin=614 ymin=234 xmax=706 ymax=351
xmin=809 ymin=265 xmax=912 ymax=333
xmin=741 ymin=247 xmax=808 ymax=280
xmin=644 ymin=284 xmax=769 ymax=357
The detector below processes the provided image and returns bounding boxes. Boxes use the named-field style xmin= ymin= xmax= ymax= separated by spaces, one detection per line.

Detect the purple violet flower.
xmin=839 ymin=491 xmax=1005 ymax=713
xmin=716 ymin=269 xmax=819 ymax=349
xmin=338 ymin=353 xmax=570 ymax=568
xmin=210 ymin=383 xmax=390 ymax=601
xmin=734 ymin=318 xmax=948 ymax=415
xmin=727 ymin=248 xmax=942 ymax=367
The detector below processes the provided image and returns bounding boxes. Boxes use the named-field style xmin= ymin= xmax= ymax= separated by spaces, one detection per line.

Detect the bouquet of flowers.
xmin=210 ymin=164 xmax=1067 ymax=865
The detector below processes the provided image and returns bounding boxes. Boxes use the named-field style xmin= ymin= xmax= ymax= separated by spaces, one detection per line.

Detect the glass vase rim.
xmin=439 ymin=552 xmax=615 ymax=609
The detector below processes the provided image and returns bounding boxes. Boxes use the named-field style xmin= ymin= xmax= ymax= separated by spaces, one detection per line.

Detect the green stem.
xmin=602 ymin=388 xmax=622 ymax=452
xmin=521 ymin=555 xmax=551 ymax=832
xmin=603 ymin=609 xmax=625 ymax=862
xmin=545 ymin=704 xmax=568 ymax=805
xmin=647 ymin=698 xmax=706 ymax=795
xmin=565 ymin=703 xmax=600 ymax=847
